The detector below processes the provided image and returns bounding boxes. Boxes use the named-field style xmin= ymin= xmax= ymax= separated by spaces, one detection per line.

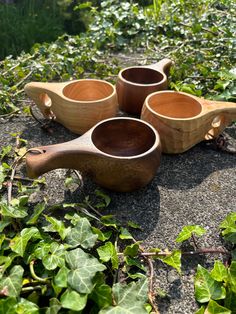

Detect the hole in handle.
xmin=39 ymin=93 xmax=56 ymax=120
xmin=205 ymin=115 xmax=224 ymax=140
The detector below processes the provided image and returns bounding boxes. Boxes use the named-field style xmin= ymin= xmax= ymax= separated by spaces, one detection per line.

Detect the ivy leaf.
xmin=0 ymin=199 xmax=28 ymax=218
xmin=54 ymin=266 xmax=70 ymax=288
xmin=66 ymin=248 xmax=106 ymax=294
xmin=97 ymin=242 xmax=119 ymax=269
xmin=10 ymin=227 xmax=41 ymax=257
xmin=92 ymin=227 xmax=112 ymax=241
xmin=60 ymin=288 xmax=87 ymax=311
xmin=224 ymin=289 xmax=236 ymax=312
xmin=99 ymin=278 xmax=148 ymax=314
xmin=195 ymin=306 xmax=205 ymax=314
xmin=176 ymin=225 xmax=206 ymax=243
xmin=124 ymin=243 xmax=140 ymax=257
xmin=0 ymin=145 xmax=12 ymax=160
xmin=119 ymin=227 xmax=133 ymax=240
xmin=158 ymin=250 xmax=181 ymax=274
xmin=14 ymin=298 xmax=39 ymax=313
xmin=0 ymin=297 xmax=17 ymax=313
xmin=90 ymin=284 xmax=112 ymax=309
xmin=210 ymin=261 xmax=228 ymax=282
xmin=0 ymin=265 xmax=24 ymax=297
xmin=0 ymin=165 xmax=7 ymax=190
xmin=127 ymin=221 xmax=142 ymax=230
xmin=220 ymin=213 xmax=236 ymax=243
xmin=66 ymin=217 xmax=98 ymax=249
xmin=194 ymin=265 xmax=226 ymax=303
xmin=46 ymin=298 xmax=61 ymax=314
xmin=42 ymin=242 xmax=66 ymax=270
xmin=44 ymin=215 xmax=68 ymax=240
xmin=95 ymin=189 xmax=111 ymax=208
xmin=0 ymin=217 xmax=12 ymax=232
xmin=204 ymin=299 xmax=231 ymax=314
xmin=27 ymin=202 xmax=46 ymax=225
xmin=228 ymin=261 xmax=236 ymax=293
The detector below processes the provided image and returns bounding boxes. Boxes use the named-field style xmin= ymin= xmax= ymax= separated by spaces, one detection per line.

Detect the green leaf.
xmin=176 ymin=225 xmax=206 ymax=243
xmin=0 ymin=265 xmax=24 ymax=297
xmin=124 ymin=243 xmax=139 ymax=257
xmin=195 ymin=306 xmax=205 ymax=314
xmin=66 ymin=248 xmax=106 ymax=294
xmin=60 ymin=289 xmax=87 ymax=311
xmin=97 ymin=242 xmax=119 ymax=269
xmin=101 ymin=215 xmax=119 ymax=229
xmin=224 ymin=289 xmax=236 ymax=312
xmin=194 ymin=265 xmax=226 ymax=303
xmin=228 ymin=261 xmax=236 ymax=293
xmin=66 ymin=217 xmax=98 ymax=249
xmin=125 ymin=256 xmax=146 ymax=271
xmin=127 ymin=221 xmax=142 ymax=230
xmin=158 ymin=250 xmax=181 ymax=274
xmin=95 ymin=189 xmax=111 ymax=208
xmin=44 ymin=215 xmax=68 ymax=240
xmin=46 ymin=298 xmax=61 ymax=314
xmin=0 ymin=217 xmax=12 ymax=232
xmin=0 ymin=297 xmax=17 ymax=313
xmin=54 ymin=266 xmax=70 ymax=288
xmin=99 ymin=278 xmax=149 ymax=314
xmin=0 ymin=145 xmax=12 ymax=160
xmin=10 ymin=227 xmax=41 ymax=257
xmin=27 ymin=202 xmax=46 ymax=225
xmin=14 ymin=298 xmax=39 ymax=313
xmin=220 ymin=213 xmax=236 ymax=229
xmin=0 ymin=166 xmax=7 ymax=190
xmin=119 ymin=227 xmax=133 ymax=240
xmin=210 ymin=261 xmax=228 ymax=282
xmin=90 ymin=284 xmax=112 ymax=309
xmin=42 ymin=242 xmax=65 ymax=270
xmin=0 ymin=199 xmax=28 ymax=218
xmin=205 ymin=299 xmax=231 ymax=314
xmin=92 ymin=227 xmax=112 ymax=241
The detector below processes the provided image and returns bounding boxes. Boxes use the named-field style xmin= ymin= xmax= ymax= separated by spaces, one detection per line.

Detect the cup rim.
xmin=90 ymin=117 xmax=161 ymax=159
xmin=62 ymin=79 xmax=116 ymax=103
xmin=144 ymin=90 xmax=203 ymax=120
xmin=118 ymin=66 xmax=166 ymax=87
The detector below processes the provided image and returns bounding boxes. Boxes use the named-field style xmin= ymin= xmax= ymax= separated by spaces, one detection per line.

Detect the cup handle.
xmin=26 ymin=129 xmax=98 ymax=178
xmin=24 ymin=82 xmax=64 ymax=119
xmin=145 ymin=58 xmax=173 ymax=76
xmin=201 ymin=99 xmax=236 ymax=139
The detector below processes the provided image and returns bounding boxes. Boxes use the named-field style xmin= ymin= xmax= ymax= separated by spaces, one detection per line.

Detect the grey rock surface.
xmin=1 ymin=113 xmax=236 ymax=314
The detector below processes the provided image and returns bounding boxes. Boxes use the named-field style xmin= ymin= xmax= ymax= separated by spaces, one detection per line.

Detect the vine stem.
xmin=29 ymin=260 xmax=49 ymax=283
xmin=7 ymin=148 xmax=45 ymax=205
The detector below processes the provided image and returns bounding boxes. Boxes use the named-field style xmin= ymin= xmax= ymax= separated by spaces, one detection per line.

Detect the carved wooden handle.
xmin=146 ymin=58 xmax=173 ymax=76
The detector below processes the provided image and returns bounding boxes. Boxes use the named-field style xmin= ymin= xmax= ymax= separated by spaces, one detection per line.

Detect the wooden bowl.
xmin=24 ymin=79 xmax=118 ymax=134
xmin=141 ymin=91 xmax=236 ymax=153
xmin=116 ymin=58 xmax=173 ymax=115
xmin=26 ymin=117 xmax=162 ymax=192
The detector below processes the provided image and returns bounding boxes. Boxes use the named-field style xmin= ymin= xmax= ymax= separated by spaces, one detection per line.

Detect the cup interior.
xmin=92 ymin=119 xmax=156 ymax=157
xmin=63 ymin=80 xmax=114 ymax=101
xmin=147 ymin=92 xmax=202 ymax=118
xmin=121 ymin=67 xmax=164 ymax=85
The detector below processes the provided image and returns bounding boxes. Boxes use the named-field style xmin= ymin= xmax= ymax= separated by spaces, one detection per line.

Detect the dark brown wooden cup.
xmin=26 ymin=117 xmax=161 ymax=192
xmin=116 ymin=58 xmax=173 ymax=115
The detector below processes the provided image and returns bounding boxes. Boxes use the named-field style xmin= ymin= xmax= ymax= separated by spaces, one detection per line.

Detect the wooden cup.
xmin=141 ymin=91 xmax=236 ymax=154
xmin=24 ymin=79 xmax=118 ymax=134
xmin=116 ymin=58 xmax=173 ymax=115
xmin=26 ymin=117 xmax=161 ymax=192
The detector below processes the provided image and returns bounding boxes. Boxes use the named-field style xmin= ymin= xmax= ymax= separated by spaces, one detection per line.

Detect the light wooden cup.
xmin=24 ymin=79 xmax=118 ymax=134
xmin=116 ymin=58 xmax=173 ymax=115
xmin=26 ymin=117 xmax=161 ymax=192
xmin=141 ymin=91 xmax=236 ymax=154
